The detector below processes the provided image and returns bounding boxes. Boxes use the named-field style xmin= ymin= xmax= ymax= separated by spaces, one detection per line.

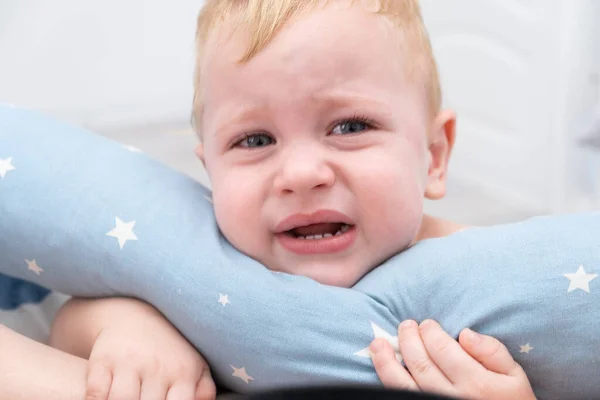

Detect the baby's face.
xmin=198 ymin=2 xmax=448 ymax=287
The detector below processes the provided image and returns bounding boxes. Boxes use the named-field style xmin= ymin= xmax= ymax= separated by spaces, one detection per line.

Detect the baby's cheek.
xmin=213 ymin=187 xmax=242 ymax=230
xmin=212 ymin=194 xmax=233 ymax=234
xmin=365 ymin=173 xmax=424 ymax=248
xmin=382 ymin=200 xmax=422 ymax=243
xmin=213 ymin=187 xmax=264 ymax=256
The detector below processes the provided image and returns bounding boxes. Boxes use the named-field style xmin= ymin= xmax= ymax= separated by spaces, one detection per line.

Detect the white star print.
xmin=25 ymin=259 xmax=44 ymax=275
xmin=230 ymin=365 xmax=254 ymax=384
xmin=0 ymin=157 xmax=16 ymax=178
xmin=564 ymin=265 xmax=597 ymax=293
xmin=203 ymin=195 xmax=213 ymax=204
xmin=519 ymin=343 xmax=534 ymax=354
xmin=218 ymin=294 xmax=231 ymax=306
xmin=106 ymin=217 xmax=138 ymax=249
xmin=355 ymin=321 xmax=402 ymax=362
xmin=123 ymin=145 xmax=142 ymax=153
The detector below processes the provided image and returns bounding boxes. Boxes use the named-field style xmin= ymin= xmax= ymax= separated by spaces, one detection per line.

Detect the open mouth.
xmin=277 ymin=222 xmax=356 ymax=255
xmin=285 ymin=222 xmax=353 ymax=240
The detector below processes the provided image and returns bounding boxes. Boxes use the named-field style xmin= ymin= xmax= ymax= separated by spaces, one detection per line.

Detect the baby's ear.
xmin=424 ymin=109 xmax=456 ymax=200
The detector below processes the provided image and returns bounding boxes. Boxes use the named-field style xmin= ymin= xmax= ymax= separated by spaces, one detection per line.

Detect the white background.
xmin=1 ymin=0 xmax=599 ymax=225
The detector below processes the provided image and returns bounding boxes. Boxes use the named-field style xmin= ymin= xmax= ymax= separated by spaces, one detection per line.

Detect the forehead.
xmin=200 ymin=1 xmax=423 ymax=132
xmin=211 ymin=2 xmax=404 ymax=73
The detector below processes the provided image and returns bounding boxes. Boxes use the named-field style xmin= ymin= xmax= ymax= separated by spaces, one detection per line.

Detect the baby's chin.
xmin=268 ymin=258 xmax=371 ymax=288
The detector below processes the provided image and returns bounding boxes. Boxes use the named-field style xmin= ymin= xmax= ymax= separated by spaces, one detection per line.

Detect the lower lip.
xmin=276 ymin=227 xmax=357 ymax=255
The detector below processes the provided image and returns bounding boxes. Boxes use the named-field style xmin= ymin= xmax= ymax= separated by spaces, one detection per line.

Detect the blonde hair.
xmin=192 ymin=0 xmax=441 ymax=132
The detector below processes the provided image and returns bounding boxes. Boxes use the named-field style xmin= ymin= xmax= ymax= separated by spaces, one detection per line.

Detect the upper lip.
xmin=274 ymin=209 xmax=354 ymax=233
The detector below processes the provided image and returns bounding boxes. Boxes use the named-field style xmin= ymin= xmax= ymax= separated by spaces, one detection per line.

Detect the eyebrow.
xmin=211 ymin=105 xmax=265 ymax=138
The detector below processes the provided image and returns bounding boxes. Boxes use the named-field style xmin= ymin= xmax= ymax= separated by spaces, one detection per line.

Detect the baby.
xmin=47 ymin=1 xmax=536 ymax=399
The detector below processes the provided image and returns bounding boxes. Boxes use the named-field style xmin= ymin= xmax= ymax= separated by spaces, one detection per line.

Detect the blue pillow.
xmin=1 ymin=105 xmax=599 ymax=399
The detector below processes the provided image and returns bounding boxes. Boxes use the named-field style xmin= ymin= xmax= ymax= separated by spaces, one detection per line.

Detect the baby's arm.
xmin=50 ymin=297 xmax=215 ymax=400
xmin=0 ymin=324 xmax=87 ymax=400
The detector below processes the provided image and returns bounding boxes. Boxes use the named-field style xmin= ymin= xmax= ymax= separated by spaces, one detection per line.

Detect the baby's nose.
xmin=273 ymin=147 xmax=335 ymax=196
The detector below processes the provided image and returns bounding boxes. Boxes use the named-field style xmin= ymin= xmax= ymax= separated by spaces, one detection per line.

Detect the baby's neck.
xmin=413 ymin=214 xmax=469 ymax=244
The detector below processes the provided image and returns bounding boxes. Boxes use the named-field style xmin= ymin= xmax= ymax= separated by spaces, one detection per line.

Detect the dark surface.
xmin=218 ymin=386 xmax=460 ymax=400
xmin=0 ymin=274 xmax=51 ymax=310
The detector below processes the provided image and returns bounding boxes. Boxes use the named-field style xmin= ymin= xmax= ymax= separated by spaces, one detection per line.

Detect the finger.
xmin=140 ymin=377 xmax=169 ymax=400
xmin=108 ymin=370 xmax=141 ymax=400
xmin=458 ymin=328 xmax=524 ymax=377
xmin=370 ymin=338 xmax=419 ymax=391
xmin=397 ymin=320 xmax=453 ymax=394
xmin=86 ymin=362 xmax=113 ymax=400
xmin=195 ymin=370 xmax=217 ymax=400
xmin=419 ymin=320 xmax=485 ymax=383
xmin=166 ymin=382 xmax=196 ymax=400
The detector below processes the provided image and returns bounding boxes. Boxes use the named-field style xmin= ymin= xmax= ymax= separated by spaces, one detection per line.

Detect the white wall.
xmin=420 ymin=0 xmax=600 ymax=215
xmin=0 ymin=0 xmax=203 ymax=130
xmin=552 ymin=0 xmax=600 ymax=211
xmin=1 ymin=0 xmax=598 ymax=223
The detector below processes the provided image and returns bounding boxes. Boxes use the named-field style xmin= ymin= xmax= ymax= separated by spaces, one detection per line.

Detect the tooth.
xmin=298 ymin=236 xmax=306 ymax=240
xmin=306 ymin=235 xmax=314 ymax=240
xmin=335 ymin=230 xmax=342 ymax=236
xmin=341 ymin=224 xmax=350 ymax=233
xmin=323 ymin=233 xmax=332 ymax=238
xmin=313 ymin=234 xmax=324 ymax=239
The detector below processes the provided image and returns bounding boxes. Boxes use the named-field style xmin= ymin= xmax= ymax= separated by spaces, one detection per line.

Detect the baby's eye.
xmin=235 ymin=133 xmax=275 ymax=149
xmin=330 ymin=118 xmax=373 ymax=135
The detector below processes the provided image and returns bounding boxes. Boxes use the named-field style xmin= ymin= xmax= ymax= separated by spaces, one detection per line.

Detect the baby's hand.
xmin=370 ymin=320 xmax=536 ymax=400
xmin=85 ymin=302 xmax=215 ymax=400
